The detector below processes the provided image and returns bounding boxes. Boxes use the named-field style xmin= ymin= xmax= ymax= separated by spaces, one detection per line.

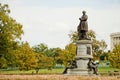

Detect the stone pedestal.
xmin=67 ymin=40 xmax=93 ymax=75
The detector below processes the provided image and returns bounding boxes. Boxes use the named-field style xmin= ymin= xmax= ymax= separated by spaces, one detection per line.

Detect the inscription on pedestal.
xmin=77 ymin=45 xmax=86 ymax=56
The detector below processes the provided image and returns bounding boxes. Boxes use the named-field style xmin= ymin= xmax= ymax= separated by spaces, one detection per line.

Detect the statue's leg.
xmin=93 ymin=68 xmax=96 ymax=74
xmin=81 ymin=30 xmax=84 ymax=39
xmin=84 ymin=31 xmax=87 ymax=39
xmin=83 ymin=31 xmax=87 ymax=39
xmin=80 ymin=30 xmax=86 ymax=39
xmin=89 ymin=67 xmax=92 ymax=71
xmin=94 ymin=67 xmax=98 ymax=75
xmin=93 ymin=67 xmax=98 ymax=75
xmin=78 ymin=32 xmax=81 ymax=40
xmin=79 ymin=33 xmax=81 ymax=40
xmin=63 ymin=67 xmax=68 ymax=74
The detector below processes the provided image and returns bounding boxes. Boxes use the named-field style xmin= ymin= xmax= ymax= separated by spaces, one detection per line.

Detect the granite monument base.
xmin=67 ymin=68 xmax=93 ymax=75
xmin=66 ymin=40 xmax=93 ymax=75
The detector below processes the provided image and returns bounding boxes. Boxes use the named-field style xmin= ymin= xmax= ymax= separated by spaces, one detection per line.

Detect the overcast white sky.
xmin=1 ymin=0 xmax=120 ymax=50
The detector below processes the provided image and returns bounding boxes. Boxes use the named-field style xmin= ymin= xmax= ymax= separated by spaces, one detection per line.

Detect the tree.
xmin=92 ymin=40 xmax=107 ymax=60
xmin=48 ymin=48 xmax=63 ymax=65
xmin=32 ymin=43 xmax=48 ymax=55
xmin=0 ymin=3 xmax=23 ymax=68
xmin=100 ymin=52 xmax=108 ymax=61
xmin=0 ymin=56 xmax=7 ymax=68
xmin=15 ymin=42 xmax=38 ymax=71
xmin=108 ymin=45 xmax=120 ymax=68
xmin=60 ymin=43 xmax=76 ymax=67
xmin=32 ymin=43 xmax=56 ymax=72
xmin=35 ymin=53 xmax=54 ymax=73
xmin=68 ymin=31 xmax=78 ymax=43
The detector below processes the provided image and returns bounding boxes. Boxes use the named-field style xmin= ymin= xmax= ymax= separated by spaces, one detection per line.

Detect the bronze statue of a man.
xmin=77 ymin=11 xmax=88 ymax=40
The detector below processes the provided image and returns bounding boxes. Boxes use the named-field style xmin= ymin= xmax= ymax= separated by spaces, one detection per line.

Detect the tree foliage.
xmin=60 ymin=43 xmax=76 ymax=67
xmin=48 ymin=48 xmax=63 ymax=65
xmin=108 ymin=45 xmax=120 ymax=68
xmin=0 ymin=56 xmax=7 ymax=68
xmin=0 ymin=3 xmax=23 ymax=68
xmin=35 ymin=53 xmax=54 ymax=73
xmin=32 ymin=43 xmax=57 ymax=72
xmin=15 ymin=42 xmax=38 ymax=71
xmin=92 ymin=39 xmax=107 ymax=60
xmin=32 ymin=43 xmax=48 ymax=55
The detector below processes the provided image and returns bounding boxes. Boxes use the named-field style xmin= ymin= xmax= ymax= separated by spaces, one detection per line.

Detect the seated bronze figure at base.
xmin=63 ymin=60 xmax=77 ymax=74
xmin=87 ymin=58 xmax=98 ymax=75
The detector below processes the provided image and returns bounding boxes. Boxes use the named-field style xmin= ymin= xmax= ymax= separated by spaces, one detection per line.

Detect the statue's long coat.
xmin=77 ymin=14 xmax=88 ymax=32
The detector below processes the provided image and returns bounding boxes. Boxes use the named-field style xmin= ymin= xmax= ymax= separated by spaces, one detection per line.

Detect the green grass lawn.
xmin=0 ymin=68 xmax=64 ymax=74
xmin=0 ymin=67 xmax=119 ymax=75
xmin=98 ymin=67 xmax=120 ymax=72
xmin=98 ymin=67 xmax=120 ymax=75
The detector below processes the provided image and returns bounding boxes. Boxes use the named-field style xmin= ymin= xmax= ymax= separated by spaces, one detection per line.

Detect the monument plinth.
xmin=67 ymin=40 xmax=93 ymax=75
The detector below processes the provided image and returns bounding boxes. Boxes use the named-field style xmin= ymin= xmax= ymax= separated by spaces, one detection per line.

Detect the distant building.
xmin=110 ymin=32 xmax=120 ymax=50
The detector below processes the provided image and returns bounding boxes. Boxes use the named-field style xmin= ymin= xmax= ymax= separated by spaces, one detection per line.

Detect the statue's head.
xmin=82 ymin=10 xmax=86 ymax=15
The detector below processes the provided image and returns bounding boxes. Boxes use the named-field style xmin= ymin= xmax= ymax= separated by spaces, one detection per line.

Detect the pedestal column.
xmin=67 ymin=40 xmax=93 ymax=75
